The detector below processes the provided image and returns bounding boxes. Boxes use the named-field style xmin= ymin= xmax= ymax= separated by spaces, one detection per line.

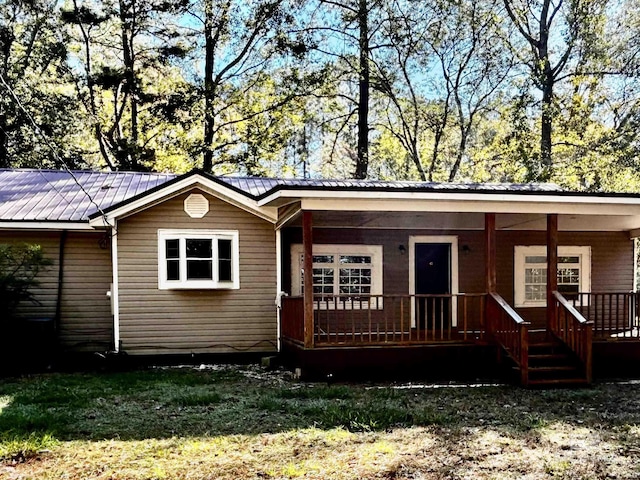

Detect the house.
xmin=2 ymin=168 xmax=640 ymax=385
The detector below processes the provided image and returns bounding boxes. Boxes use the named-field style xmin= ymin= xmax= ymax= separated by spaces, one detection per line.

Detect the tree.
xmin=301 ymin=0 xmax=389 ymax=179
xmin=0 ymin=0 xmax=82 ymax=169
xmin=0 ymin=244 xmax=52 ymax=321
xmin=502 ymin=0 xmax=609 ymax=180
xmin=63 ymin=0 xmax=193 ymax=171
xmin=195 ymin=0 xmax=323 ymax=173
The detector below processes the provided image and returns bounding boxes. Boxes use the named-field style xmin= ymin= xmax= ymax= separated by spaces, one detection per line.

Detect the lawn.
xmin=1 ymin=365 xmax=640 ymax=479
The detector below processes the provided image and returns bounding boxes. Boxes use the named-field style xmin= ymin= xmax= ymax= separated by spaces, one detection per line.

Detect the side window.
xmin=158 ymin=230 xmax=239 ymax=289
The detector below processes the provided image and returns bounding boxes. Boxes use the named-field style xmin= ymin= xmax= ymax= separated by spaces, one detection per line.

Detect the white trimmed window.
xmin=514 ymin=246 xmax=591 ymax=307
xmin=158 ymin=229 xmax=239 ymax=289
xmin=290 ymin=244 xmax=383 ymax=308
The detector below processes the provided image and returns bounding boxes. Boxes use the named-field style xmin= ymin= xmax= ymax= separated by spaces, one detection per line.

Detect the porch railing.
xmin=563 ymin=292 xmax=640 ymax=341
xmin=280 ymin=293 xmax=487 ymax=347
xmin=551 ymin=291 xmax=593 ymax=383
xmin=486 ymin=292 xmax=530 ymax=385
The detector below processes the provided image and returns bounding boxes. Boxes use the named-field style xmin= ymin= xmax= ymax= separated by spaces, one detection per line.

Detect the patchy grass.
xmin=1 ymin=366 xmax=640 ymax=479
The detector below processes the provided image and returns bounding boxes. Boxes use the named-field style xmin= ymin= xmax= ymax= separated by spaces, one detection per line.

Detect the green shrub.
xmin=0 ymin=243 xmax=52 ymax=321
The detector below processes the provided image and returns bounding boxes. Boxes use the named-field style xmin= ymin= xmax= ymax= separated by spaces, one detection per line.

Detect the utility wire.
xmin=0 ymin=74 xmax=116 ymax=234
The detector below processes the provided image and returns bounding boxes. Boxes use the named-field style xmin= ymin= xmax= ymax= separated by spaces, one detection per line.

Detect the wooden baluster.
xmin=631 ymin=292 xmax=640 ymax=337
xmin=480 ymin=295 xmax=486 ymax=340
xmin=368 ymin=297 xmax=372 ymax=343
xmin=375 ymin=297 xmax=380 ymax=342
xmin=609 ymin=294 xmax=614 ymax=335
xmin=400 ymin=297 xmax=405 ymax=343
xmin=462 ymin=296 xmax=467 ymax=341
xmin=383 ymin=297 xmax=388 ymax=343
xmin=449 ymin=296 xmax=454 ymax=341
xmin=594 ymin=294 xmax=599 ymax=336
xmin=431 ymin=297 xmax=436 ymax=342
xmin=440 ymin=297 xmax=448 ymax=341
xmin=624 ymin=293 xmax=629 ymax=338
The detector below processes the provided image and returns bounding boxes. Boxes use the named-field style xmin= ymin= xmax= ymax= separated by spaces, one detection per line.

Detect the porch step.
xmin=526 ymin=340 xmax=588 ymax=387
xmin=527 ymin=377 xmax=590 ymax=387
xmin=529 ymin=353 xmax=571 ymax=361
xmin=500 ymin=337 xmax=590 ymax=387
xmin=528 ymin=365 xmax=579 ymax=373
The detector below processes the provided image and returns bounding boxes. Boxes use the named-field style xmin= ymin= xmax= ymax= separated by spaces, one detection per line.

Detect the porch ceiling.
xmin=283 ymin=211 xmax=640 ymax=233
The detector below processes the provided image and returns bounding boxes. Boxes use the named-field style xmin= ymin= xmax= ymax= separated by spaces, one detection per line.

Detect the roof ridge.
xmin=219 ymin=174 xmax=560 ymax=187
xmin=0 ymin=168 xmax=177 ymax=176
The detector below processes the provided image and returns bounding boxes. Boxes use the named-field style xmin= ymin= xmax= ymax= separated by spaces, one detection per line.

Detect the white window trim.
xmin=290 ymin=244 xmax=383 ymax=309
xmin=158 ymin=229 xmax=240 ymax=290
xmin=514 ymin=245 xmax=591 ymax=308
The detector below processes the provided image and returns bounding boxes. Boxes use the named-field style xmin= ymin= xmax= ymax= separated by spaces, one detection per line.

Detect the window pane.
xmin=340 ymin=255 xmax=371 ymax=264
xmin=312 ymin=255 xmax=334 ymax=263
xmin=187 ymin=260 xmax=212 ymax=279
xmin=167 ymin=259 xmax=179 ymax=280
xmin=525 ymin=256 xmax=547 ymax=263
xmin=525 ymin=284 xmax=546 ymax=301
xmin=218 ymin=239 xmax=233 ymax=282
xmin=558 ymin=268 xmax=580 ymax=284
xmin=559 ymin=256 xmax=580 ymax=264
xmin=525 ymin=267 xmax=547 ymax=284
xmin=186 ymin=239 xmax=212 ymax=258
xmin=218 ymin=260 xmax=232 ymax=281
xmin=338 ymin=266 xmax=372 ymax=297
xmin=218 ymin=239 xmax=232 ymax=260
xmin=310 ymin=266 xmax=334 ymax=300
xmin=166 ymin=239 xmax=179 ymax=259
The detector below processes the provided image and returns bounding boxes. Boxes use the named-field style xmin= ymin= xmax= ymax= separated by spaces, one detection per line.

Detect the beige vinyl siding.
xmin=59 ymin=233 xmax=113 ymax=350
xmin=0 ymin=230 xmax=113 ymax=350
xmin=117 ymin=190 xmax=277 ymax=355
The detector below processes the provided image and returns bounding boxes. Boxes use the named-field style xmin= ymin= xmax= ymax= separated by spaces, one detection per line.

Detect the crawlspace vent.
xmin=184 ymin=193 xmax=209 ymax=218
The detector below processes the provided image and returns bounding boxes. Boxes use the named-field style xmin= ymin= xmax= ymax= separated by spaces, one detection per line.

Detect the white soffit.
xmin=299 ymin=211 xmax=640 ymax=232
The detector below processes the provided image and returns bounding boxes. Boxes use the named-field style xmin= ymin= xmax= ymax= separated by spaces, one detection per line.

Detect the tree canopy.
xmin=2 ymin=0 xmax=640 ymax=190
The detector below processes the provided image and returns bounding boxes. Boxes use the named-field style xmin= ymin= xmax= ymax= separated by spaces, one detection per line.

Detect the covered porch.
xmin=275 ymin=200 xmax=640 ymax=385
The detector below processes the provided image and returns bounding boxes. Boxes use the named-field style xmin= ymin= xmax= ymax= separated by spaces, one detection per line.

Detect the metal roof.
xmin=0 ymin=169 xmax=176 ymax=222
xmin=218 ymin=176 xmax=564 ymax=199
xmin=0 ymin=168 xmax=589 ymax=223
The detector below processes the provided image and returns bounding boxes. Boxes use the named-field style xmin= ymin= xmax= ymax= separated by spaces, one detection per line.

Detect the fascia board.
xmin=0 ymin=221 xmax=95 ymax=230
xmin=297 ymin=196 xmax=640 ymax=216
xmin=89 ymin=176 xmax=277 ymax=227
xmin=258 ymin=189 xmax=640 ymax=210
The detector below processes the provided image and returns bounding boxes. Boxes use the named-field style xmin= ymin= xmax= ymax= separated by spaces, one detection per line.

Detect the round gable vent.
xmin=184 ymin=193 xmax=209 ymax=218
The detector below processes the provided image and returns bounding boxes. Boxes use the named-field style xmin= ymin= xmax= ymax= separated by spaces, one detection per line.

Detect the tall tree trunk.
xmin=120 ymin=0 xmax=138 ymax=170
xmin=540 ymin=74 xmax=553 ymax=181
xmin=203 ymin=0 xmax=215 ymax=173
xmin=539 ymin=11 xmax=553 ymax=182
xmin=0 ymin=116 xmax=8 ymax=168
xmin=354 ymin=0 xmax=369 ymax=179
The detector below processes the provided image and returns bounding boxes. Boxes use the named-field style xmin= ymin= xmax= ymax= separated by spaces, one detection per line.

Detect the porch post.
xmin=547 ymin=214 xmax=558 ymax=331
xmin=302 ymin=211 xmax=314 ymax=348
xmin=485 ymin=213 xmax=496 ymax=293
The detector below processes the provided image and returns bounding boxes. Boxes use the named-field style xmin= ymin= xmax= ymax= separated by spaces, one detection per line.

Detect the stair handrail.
xmin=487 ymin=292 xmax=530 ymax=385
xmin=551 ymin=291 xmax=593 ymax=383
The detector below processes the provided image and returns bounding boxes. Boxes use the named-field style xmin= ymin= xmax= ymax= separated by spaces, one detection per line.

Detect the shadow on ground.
xmin=1 ymin=366 xmax=640 ymax=447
